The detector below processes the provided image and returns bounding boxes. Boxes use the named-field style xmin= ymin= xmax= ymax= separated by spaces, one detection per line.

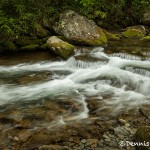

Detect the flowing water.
xmin=0 ymin=39 xmax=150 ymax=148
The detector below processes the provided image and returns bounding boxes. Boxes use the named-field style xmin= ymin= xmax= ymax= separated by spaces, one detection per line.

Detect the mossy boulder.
xmin=20 ymin=44 xmax=39 ymax=51
xmin=15 ymin=37 xmax=42 ymax=47
xmin=102 ymin=29 xmax=120 ymax=40
xmin=122 ymin=29 xmax=145 ymax=38
xmin=135 ymin=126 xmax=150 ymax=150
xmin=2 ymin=41 xmax=18 ymax=52
xmin=140 ymin=36 xmax=150 ymax=41
xmin=46 ymin=36 xmax=75 ymax=59
xmin=122 ymin=26 xmax=146 ymax=38
xmin=126 ymin=25 xmax=146 ymax=35
xmin=40 ymin=44 xmax=48 ymax=50
xmin=35 ymin=24 xmax=50 ymax=38
xmin=53 ymin=10 xmax=107 ymax=46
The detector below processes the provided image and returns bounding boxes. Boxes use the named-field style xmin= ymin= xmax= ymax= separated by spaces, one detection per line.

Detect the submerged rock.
xmin=46 ymin=36 xmax=75 ymax=59
xmin=135 ymin=126 xmax=150 ymax=149
xmin=39 ymin=145 xmax=62 ymax=150
xmin=53 ymin=10 xmax=107 ymax=46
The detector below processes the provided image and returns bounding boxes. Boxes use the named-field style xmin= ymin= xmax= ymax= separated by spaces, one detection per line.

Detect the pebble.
xmin=103 ymin=134 xmax=110 ymax=139
xmin=14 ymin=136 xmax=19 ymax=141
xmin=117 ymin=134 xmax=124 ymax=139
xmin=104 ymin=138 xmax=111 ymax=142
xmin=118 ymin=118 xmax=127 ymax=125
xmin=79 ymin=143 xmax=85 ymax=149
xmin=69 ymin=138 xmax=73 ymax=142
xmin=81 ymin=139 xmax=87 ymax=144
xmin=125 ymin=123 xmax=130 ymax=127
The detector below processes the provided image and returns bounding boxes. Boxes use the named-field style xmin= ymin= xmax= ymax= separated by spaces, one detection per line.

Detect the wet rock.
xmin=38 ymin=144 xmax=62 ymax=150
xmin=44 ymin=100 xmax=60 ymax=110
xmin=114 ymin=126 xmax=129 ymax=136
xmin=81 ymin=139 xmax=87 ymax=144
xmin=135 ymin=126 xmax=150 ymax=150
xmin=135 ymin=126 xmax=150 ymax=142
xmin=46 ymin=36 xmax=75 ymax=59
xmin=14 ymin=129 xmax=31 ymax=142
xmin=53 ymin=10 xmax=107 ymax=46
xmin=86 ymin=139 xmax=98 ymax=149
xmin=118 ymin=118 xmax=127 ymax=125
xmin=139 ymin=106 xmax=150 ymax=119
xmin=73 ymin=137 xmax=80 ymax=144
xmin=18 ymin=72 xmax=51 ymax=85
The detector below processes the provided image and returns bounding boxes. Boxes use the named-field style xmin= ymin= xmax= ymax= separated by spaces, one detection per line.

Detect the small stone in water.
xmin=81 ymin=139 xmax=86 ymax=144
xmin=125 ymin=123 xmax=130 ymax=127
xmin=14 ymin=136 xmax=19 ymax=141
xmin=69 ymin=138 xmax=73 ymax=142
xmin=118 ymin=118 xmax=127 ymax=125
xmin=103 ymin=134 xmax=110 ymax=139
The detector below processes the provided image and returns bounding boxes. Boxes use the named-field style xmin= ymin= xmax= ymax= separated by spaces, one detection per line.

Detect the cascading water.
xmin=0 ymin=47 xmax=150 ymax=127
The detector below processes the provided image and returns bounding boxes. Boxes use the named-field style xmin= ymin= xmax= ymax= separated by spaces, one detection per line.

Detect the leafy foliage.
xmin=0 ymin=0 xmax=150 ymax=40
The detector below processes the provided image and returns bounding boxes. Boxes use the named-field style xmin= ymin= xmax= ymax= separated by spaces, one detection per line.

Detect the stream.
xmin=0 ymin=39 xmax=150 ymax=149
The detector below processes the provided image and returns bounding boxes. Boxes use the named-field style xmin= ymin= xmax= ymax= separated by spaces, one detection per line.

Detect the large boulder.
xmin=53 ymin=10 xmax=107 ymax=46
xmin=46 ymin=36 xmax=75 ymax=59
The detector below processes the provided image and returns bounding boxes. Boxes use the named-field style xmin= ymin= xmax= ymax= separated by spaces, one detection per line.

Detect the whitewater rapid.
xmin=0 ymin=47 xmax=150 ymax=121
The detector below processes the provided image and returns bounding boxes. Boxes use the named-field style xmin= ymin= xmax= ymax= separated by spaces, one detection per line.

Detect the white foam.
xmin=0 ymin=48 xmax=150 ymax=120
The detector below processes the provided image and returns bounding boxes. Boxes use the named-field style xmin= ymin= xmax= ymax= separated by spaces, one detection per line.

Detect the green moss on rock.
xmin=40 ymin=44 xmax=48 ymax=50
xmin=47 ymin=36 xmax=75 ymax=59
xmin=122 ymin=29 xmax=145 ymax=38
xmin=103 ymin=29 xmax=120 ymax=41
xmin=35 ymin=24 xmax=50 ymax=38
xmin=140 ymin=36 xmax=150 ymax=41
xmin=15 ymin=38 xmax=42 ymax=47
xmin=20 ymin=44 xmax=39 ymax=51
xmin=2 ymin=41 xmax=18 ymax=51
